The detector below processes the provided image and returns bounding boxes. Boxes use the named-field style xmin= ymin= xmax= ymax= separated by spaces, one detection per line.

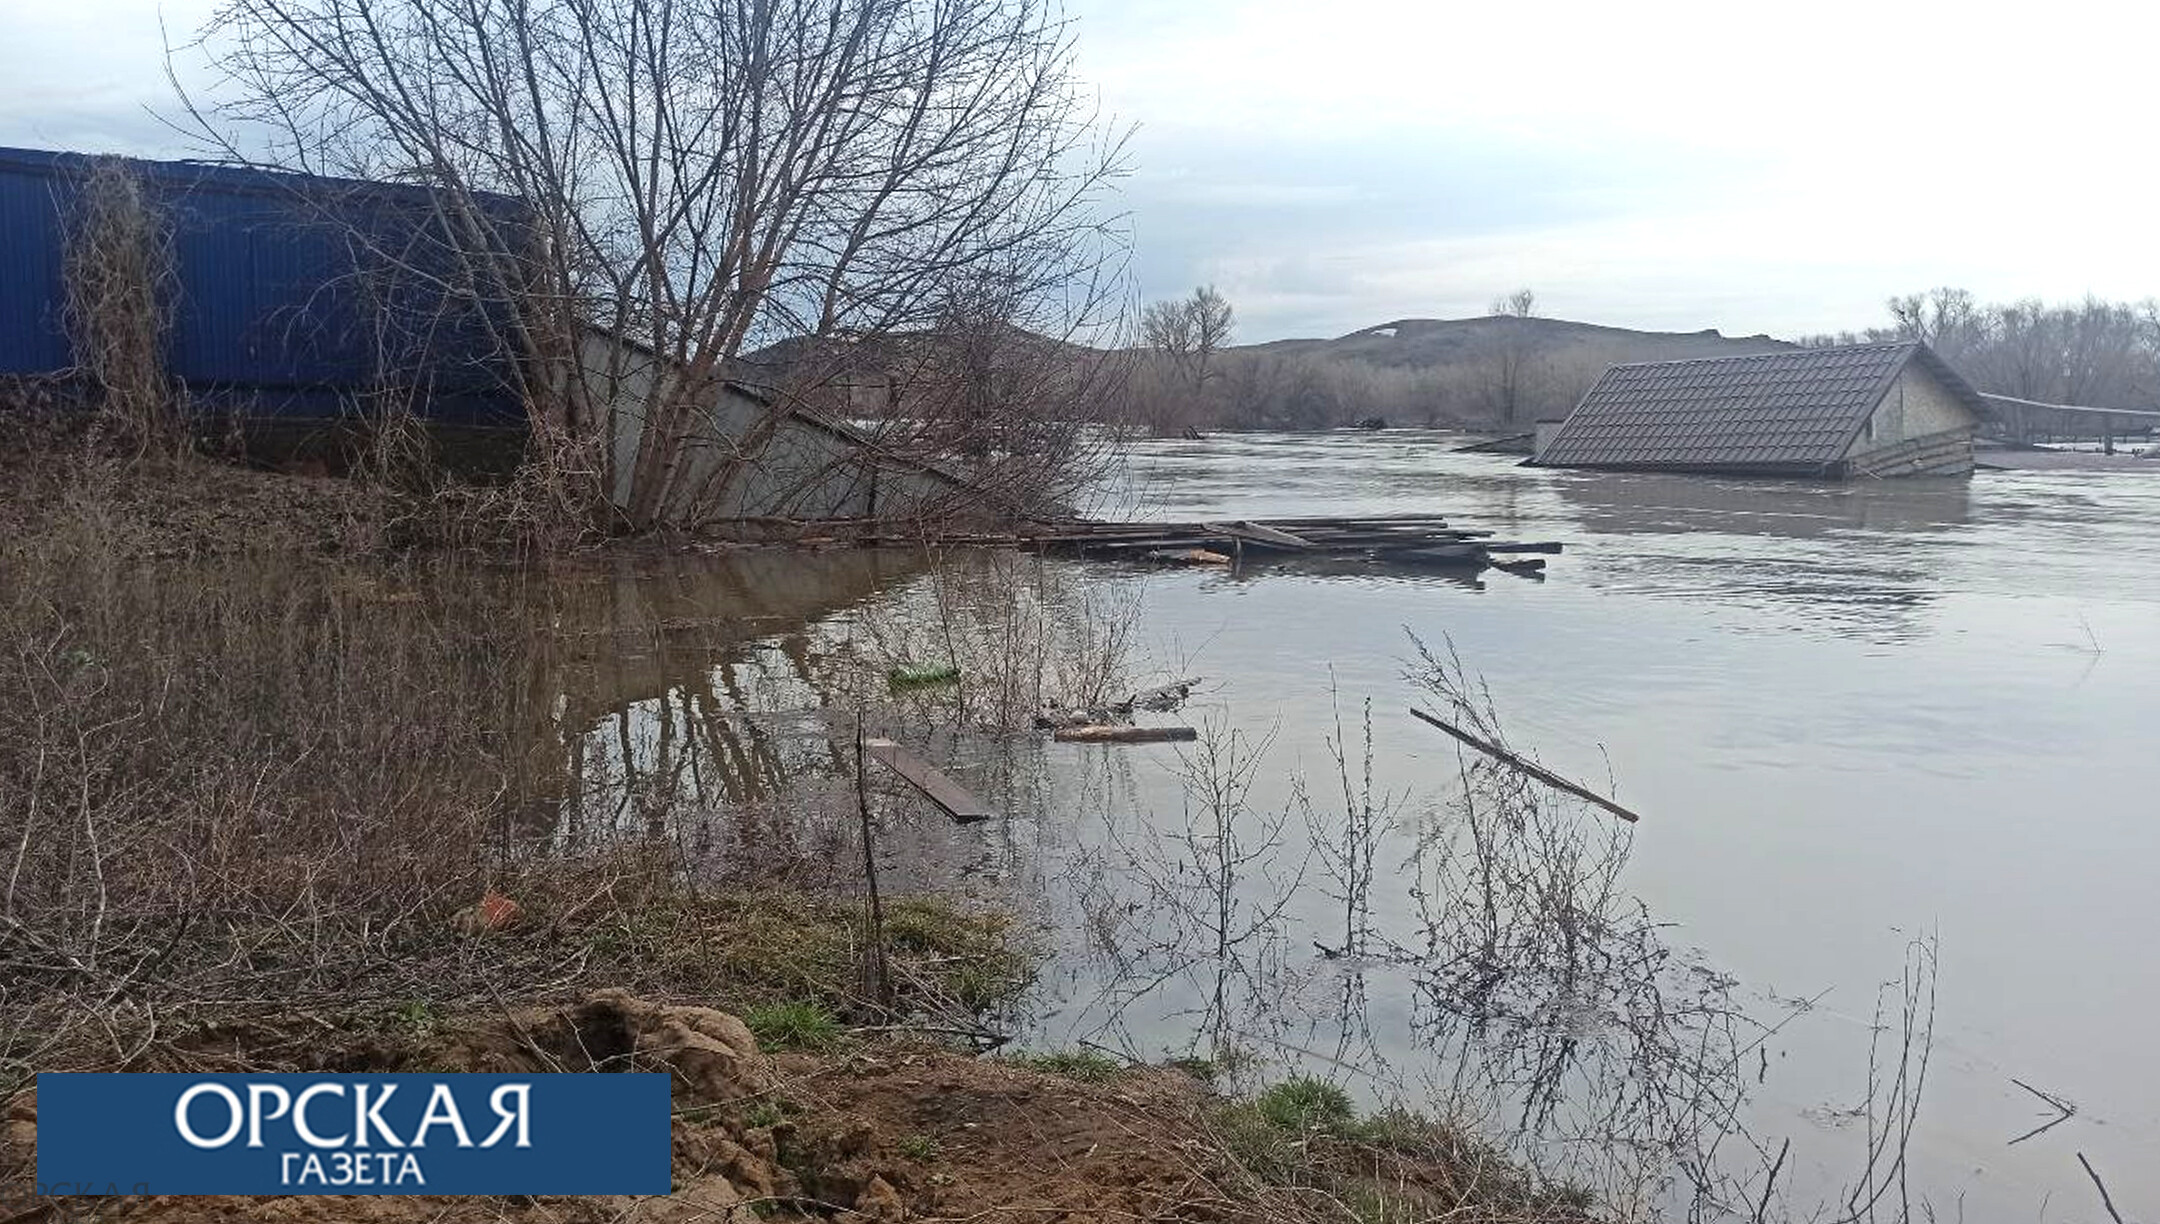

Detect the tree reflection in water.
xmin=1054 ymin=635 xmax=1849 ymax=1218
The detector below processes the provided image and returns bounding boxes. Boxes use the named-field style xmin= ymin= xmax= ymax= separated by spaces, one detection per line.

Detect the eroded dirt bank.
xmin=5 ymin=993 xmax=1592 ymax=1224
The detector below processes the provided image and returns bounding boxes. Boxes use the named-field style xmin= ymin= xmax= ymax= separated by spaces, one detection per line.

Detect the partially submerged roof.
xmin=1539 ymin=342 xmax=1989 ymax=472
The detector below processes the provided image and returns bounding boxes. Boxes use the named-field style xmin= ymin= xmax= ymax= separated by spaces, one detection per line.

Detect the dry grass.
xmin=0 ymin=492 xmax=1032 ymax=1116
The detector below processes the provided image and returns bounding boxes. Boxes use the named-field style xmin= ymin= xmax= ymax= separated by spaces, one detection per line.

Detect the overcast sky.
xmin=5 ymin=0 xmax=2155 ymax=342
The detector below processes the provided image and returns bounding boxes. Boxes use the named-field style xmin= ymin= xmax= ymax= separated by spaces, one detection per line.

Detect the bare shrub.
xmin=1829 ymin=937 xmax=1938 ymax=1224
xmin=1057 ymin=716 xmax=1325 ymax=1070
xmin=1296 ymin=681 xmax=1402 ymax=961
xmin=0 ymin=551 xmax=517 ymax=1085
xmin=61 ymin=158 xmax=181 ymax=459
xmin=847 ymin=550 xmax=1150 ymax=733
xmin=1401 ymin=635 xmax=1766 ymax=1215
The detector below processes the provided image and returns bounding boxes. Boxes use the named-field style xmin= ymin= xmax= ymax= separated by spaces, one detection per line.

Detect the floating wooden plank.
xmin=863 ymin=738 xmax=994 ymax=823
xmin=933 ymin=512 xmax=1564 ymax=578
xmin=1301 ymin=531 xmax=1492 ymax=547
xmin=1203 ymin=520 xmax=1317 ymax=550
xmin=1052 ymin=725 xmax=1200 ymax=744
xmin=1396 ymin=544 xmax=1488 ymax=565
xmin=1069 ymin=537 xmax=1216 ymax=552
xmin=1258 ymin=514 xmax=1455 ymax=525
xmin=1407 ymin=708 xmax=1641 ymax=823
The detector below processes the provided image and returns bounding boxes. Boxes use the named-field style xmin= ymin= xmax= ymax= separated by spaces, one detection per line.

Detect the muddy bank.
xmin=5 ymin=992 xmax=1593 ymax=1224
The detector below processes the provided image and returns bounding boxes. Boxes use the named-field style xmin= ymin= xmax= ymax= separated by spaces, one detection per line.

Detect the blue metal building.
xmin=0 ymin=146 xmax=531 ymax=429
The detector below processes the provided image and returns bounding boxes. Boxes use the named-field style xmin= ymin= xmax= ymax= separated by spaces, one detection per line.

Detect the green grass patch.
xmin=1208 ymin=1080 xmax=1599 ymax=1222
xmin=888 ymin=662 xmax=960 ymax=688
xmin=543 ymin=885 xmax=1034 ymax=1022
xmin=744 ymin=1000 xmax=843 ymax=1051
xmin=1254 ymin=1075 xmax=1356 ymax=1133
xmin=896 ymin=1133 xmax=941 ymax=1161
xmin=1009 ymin=1049 xmax=1123 ymax=1083
xmin=389 ymin=998 xmax=440 ymax=1036
xmin=1209 ymin=1077 xmax=1385 ymax=1187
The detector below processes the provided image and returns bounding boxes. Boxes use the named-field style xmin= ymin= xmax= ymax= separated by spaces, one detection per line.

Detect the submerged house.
xmin=1534 ymin=342 xmax=1989 ymax=478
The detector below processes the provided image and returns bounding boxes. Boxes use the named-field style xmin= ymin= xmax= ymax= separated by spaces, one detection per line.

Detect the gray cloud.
xmin=8 ymin=0 xmax=2157 ymax=342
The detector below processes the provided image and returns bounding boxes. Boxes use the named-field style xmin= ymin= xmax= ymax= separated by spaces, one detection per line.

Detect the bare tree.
xmin=1884 ymin=287 xmax=1986 ymax=364
xmin=1137 ymin=284 xmax=1233 ymax=433
xmin=190 ymin=0 xmax=1130 ymax=529
xmin=1849 ymin=288 xmax=2160 ymax=411
xmin=863 ymin=268 xmax=1132 ymax=510
xmin=1492 ymin=288 xmax=1537 ymax=320
xmin=1483 ymin=287 xmax=1542 ymax=425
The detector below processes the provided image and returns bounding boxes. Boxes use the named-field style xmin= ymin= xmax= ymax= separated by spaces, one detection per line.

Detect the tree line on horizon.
xmin=1801 ymin=287 xmax=2160 ymax=411
xmin=1116 ymin=285 xmax=2160 ymax=435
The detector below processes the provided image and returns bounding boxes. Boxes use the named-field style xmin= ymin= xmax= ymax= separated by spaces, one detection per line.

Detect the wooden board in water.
xmin=864 ymin=738 xmax=994 ymax=823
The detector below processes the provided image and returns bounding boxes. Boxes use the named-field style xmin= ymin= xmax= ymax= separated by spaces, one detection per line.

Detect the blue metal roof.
xmin=0 ymin=146 xmax=531 ymax=428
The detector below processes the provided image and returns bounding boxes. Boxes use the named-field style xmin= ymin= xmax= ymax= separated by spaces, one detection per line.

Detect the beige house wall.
xmin=1844 ymin=363 xmax=1980 ymax=476
xmin=1850 ymin=365 xmax=1977 ymax=457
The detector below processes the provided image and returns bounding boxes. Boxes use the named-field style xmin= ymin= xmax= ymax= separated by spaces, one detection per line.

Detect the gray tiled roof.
xmin=1540 ymin=342 xmax=1973 ymax=471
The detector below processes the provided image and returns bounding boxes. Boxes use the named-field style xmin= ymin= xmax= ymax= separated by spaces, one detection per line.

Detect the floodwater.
xmin=558 ymin=432 xmax=2160 ymax=1219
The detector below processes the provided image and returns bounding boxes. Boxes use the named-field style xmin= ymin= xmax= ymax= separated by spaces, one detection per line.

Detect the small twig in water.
xmin=854 ymin=720 xmax=891 ymax=1011
xmin=2007 ymin=1077 xmax=2077 ymax=1146
xmin=1754 ymin=1136 xmax=1791 ymax=1224
xmin=2077 ymin=1152 xmax=2125 ymax=1224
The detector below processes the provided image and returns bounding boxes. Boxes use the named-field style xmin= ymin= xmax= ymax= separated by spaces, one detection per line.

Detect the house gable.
xmin=1849 ymin=362 xmax=1982 ymax=458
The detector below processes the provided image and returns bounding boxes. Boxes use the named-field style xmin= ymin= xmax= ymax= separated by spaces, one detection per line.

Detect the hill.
xmin=737 ymin=313 xmax=1800 ymax=434
xmin=1191 ymin=315 xmax=1795 ymax=431
xmin=1256 ymin=315 xmax=1790 ymax=373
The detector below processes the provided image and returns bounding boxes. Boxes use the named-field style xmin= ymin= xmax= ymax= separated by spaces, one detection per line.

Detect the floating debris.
xmin=1051 ymin=725 xmax=1200 ymax=744
xmin=888 ymin=662 xmax=961 ymax=688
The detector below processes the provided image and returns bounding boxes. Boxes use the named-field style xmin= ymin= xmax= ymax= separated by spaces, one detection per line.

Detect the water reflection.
xmin=1117 ymin=433 xmax=1997 ymax=638
xmin=522 ymin=436 xmax=2160 ymax=1218
xmin=1548 ymin=470 xmax=1975 ymax=540
xmin=1545 ymin=472 xmax=1974 ymax=640
xmin=544 ymin=548 xmax=1164 ymax=862
xmin=545 ymin=548 xmax=923 ymax=845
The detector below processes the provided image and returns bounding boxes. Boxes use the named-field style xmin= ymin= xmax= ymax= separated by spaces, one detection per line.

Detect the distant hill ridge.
xmin=1242 ymin=314 xmax=1794 ymax=370
xmin=1187 ymin=314 xmax=1798 ymax=428
xmin=738 ymin=312 xmax=1803 ymax=430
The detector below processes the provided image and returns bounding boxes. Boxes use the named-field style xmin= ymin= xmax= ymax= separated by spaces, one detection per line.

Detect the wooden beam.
xmin=863 ymin=738 xmax=994 ymax=823
xmin=1203 ymin=520 xmax=1317 ymax=550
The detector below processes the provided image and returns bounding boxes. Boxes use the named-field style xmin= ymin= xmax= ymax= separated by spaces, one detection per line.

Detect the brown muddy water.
xmin=549 ymin=432 xmax=2159 ymax=1218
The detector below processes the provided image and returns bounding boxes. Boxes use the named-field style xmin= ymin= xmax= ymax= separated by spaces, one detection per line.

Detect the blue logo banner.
xmin=38 ymin=1073 xmax=673 ymax=1194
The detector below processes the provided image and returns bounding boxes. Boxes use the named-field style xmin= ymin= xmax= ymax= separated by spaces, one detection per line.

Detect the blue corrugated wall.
xmin=0 ymin=147 xmax=530 ymax=428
